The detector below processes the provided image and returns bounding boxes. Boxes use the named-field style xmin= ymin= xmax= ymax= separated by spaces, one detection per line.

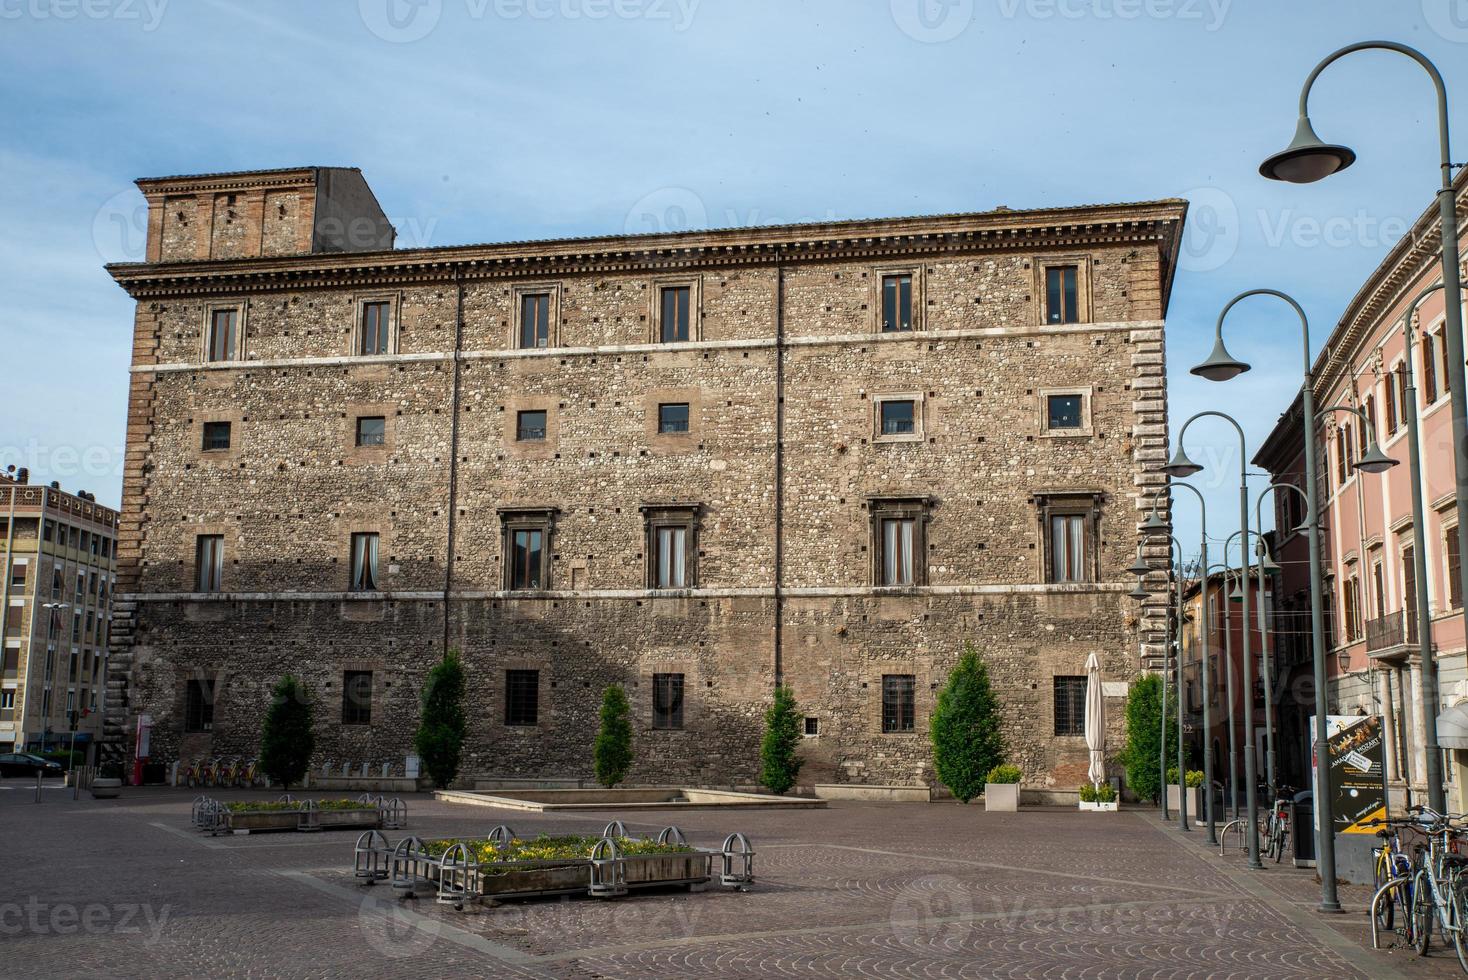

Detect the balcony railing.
xmin=1366 ymin=609 xmax=1419 ymax=654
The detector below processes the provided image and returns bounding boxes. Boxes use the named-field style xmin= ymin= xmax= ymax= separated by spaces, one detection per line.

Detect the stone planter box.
xmin=983 ymin=783 xmax=1020 ymax=812
xmin=90 ymin=778 xmax=122 ymax=799
xmin=227 ymin=807 xmax=381 ymax=833
xmin=1078 ymin=801 xmax=1119 ymax=812
xmin=1166 ymin=784 xmax=1200 ymax=815
xmin=434 ymin=852 xmax=712 ymax=899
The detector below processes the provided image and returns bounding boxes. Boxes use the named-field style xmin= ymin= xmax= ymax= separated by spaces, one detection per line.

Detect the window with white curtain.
xmin=868 ymin=497 xmax=929 ymax=587
xmin=880 ymin=518 xmax=916 ymax=586
xmin=1036 ymin=492 xmax=1101 ymax=585
xmin=642 ymin=504 xmax=700 ymax=590
xmin=655 ymin=526 xmax=687 ymax=588
xmin=1049 ymin=514 xmax=1087 ymax=583
xmin=350 ymin=532 xmax=379 ymax=592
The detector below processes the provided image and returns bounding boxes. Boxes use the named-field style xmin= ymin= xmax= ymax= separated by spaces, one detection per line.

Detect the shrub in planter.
xmin=986 ymin=764 xmax=1021 ymax=784
xmin=930 ymin=644 xmax=1005 ymax=804
xmin=983 ymin=763 xmax=1022 ymax=812
xmin=260 ymin=675 xmax=315 ymax=791
xmin=1120 ymin=674 xmax=1176 ymax=803
xmin=415 ymin=650 xmax=467 ymax=790
xmin=760 ymin=686 xmax=803 ymax=795
xmin=1079 ymin=783 xmax=1116 ymax=804
xmin=593 ymin=684 xmax=634 ymax=788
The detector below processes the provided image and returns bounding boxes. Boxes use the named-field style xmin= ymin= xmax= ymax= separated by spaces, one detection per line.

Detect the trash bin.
xmin=1291 ymin=790 xmax=1315 ymax=866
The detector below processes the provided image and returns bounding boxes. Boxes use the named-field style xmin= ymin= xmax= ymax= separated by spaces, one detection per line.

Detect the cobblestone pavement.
xmin=1 ymin=782 xmax=1461 ymax=978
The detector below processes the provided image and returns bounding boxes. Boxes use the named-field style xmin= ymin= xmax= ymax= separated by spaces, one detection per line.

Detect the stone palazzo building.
xmin=105 ymin=166 xmax=1183 ymax=790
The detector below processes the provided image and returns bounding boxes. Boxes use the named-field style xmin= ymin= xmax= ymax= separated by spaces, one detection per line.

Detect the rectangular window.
xmin=341 ymin=670 xmax=373 ymax=725
xmin=1361 ymin=395 xmax=1375 ymax=453
xmin=879 ymin=518 xmax=916 ymax=586
xmin=1403 ymin=544 xmax=1418 ymax=640
xmin=1372 ymin=560 xmax=1386 ymax=620
xmin=660 ymin=286 xmax=691 ymax=343
xmin=9 ymin=563 xmax=25 ymax=588
xmin=1343 ymin=578 xmax=1361 ymax=642
xmin=510 ymin=529 xmax=543 ymax=589
xmin=881 ymin=674 xmax=916 ymax=733
xmin=360 ymin=301 xmax=390 ymax=355
xmin=1449 ymin=530 xmax=1463 ymax=610
xmin=1397 ymin=364 xmax=1410 ymax=433
xmin=0 ymin=690 xmax=13 ymax=711
xmin=1441 ymin=332 xmax=1453 ymax=398
xmin=1385 ymin=371 xmax=1399 ymax=433
xmin=804 ymin=716 xmax=819 ymax=736
xmin=658 ymin=403 xmax=690 ymax=434
xmin=195 ymin=535 xmax=223 ymax=593
xmin=1048 ymin=513 xmax=1088 ymax=583
xmin=350 ymin=532 xmax=379 ymax=592
xmin=1335 ymin=428 xmax=1349 ymax=486
xmin=504 ymin=669 xmax=539 ymax=726
xmin=519 ymin=292 xmax=551 ymax=349
xmin=1053 ymin=675 xmax=1086 ymax=736
xmin=881 ymin=274 xmax=913 ymax=332
xmin=879 ymin=399 xmax=915 ymax=436
xmin=1423 ymin=331 xmax=1440 ymax=404
xmin=206 ymin=309 xmax=237 ymax=362
xmin=184 ymin=678 xmax=214 ymax=733
xmin=1045 ymin=265 xmax=1079 ymax=324
xmin=654 ymin=526 xmax=687 ymax=588
xmin=652 ymin=673 xmax=685 ymax=730
xmin=516 ymin=410 xmax=547 ymax=442
xmin=202 ymin=421 xmax=231 ymax=452
xmin=355 ymin=416 xmax=386 ymax=447
xmin=1046 ymin=394 xmax=1083 ymax=430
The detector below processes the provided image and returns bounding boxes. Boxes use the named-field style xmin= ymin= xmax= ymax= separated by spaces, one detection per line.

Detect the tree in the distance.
xmin=1121 ymin=672 xmax=1176 ymax=803
xmin=929 ymin=643 xmax=1006 ymax=803
xmin=593 ymin=684 xmax=634 ymax=788
xmin=760 ymin=685 xmax=803 ymax=795
xmin=259 ymin=675 xmax=314 ymax=791
xmin=414 ymin=649 xmax=467 ymax=790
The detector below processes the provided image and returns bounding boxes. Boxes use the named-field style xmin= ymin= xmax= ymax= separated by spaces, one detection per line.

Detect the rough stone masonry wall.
xmin=110 ymin=230 xmax=1173 ymax=789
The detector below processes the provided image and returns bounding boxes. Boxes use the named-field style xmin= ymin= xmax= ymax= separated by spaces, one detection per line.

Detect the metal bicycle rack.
xmin=437 ymin=842 xmax=480 ymax=907
xmin=1370 ymin=873 xmax=1414 ymax=949
xmin=298 ymin=798 xmax=320 ymax=832
xmin=379 ymin=797 xmax=408 ymax=830
xmin=390 ymin=837 xmax=437 ymax=898
xmin=602 ymin=820 xmax=629 ymax=839
xmin=192 ymin=796 xmax=229 ymax=836
xmin=656 ymin=826 xmax=688 ymax=846
xmin=589 ymin=837 xmax=628 ymax=898
xmin=487 ymin=825 xmax=516 ymax=848
xmin=1218 ymin=819 xmax=1247 ymax=856
xmin=721 ymin=832 xmax=755 ymax=890
xmin=354 ymin=830 xmax=392 ymax=884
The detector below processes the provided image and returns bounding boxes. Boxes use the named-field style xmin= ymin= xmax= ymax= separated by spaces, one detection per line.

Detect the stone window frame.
xmin=872 ymin=391 xmax=925 ymax=445
xmin=871 ymin=263 xmax=925 ymax=334
xmin=1037 ymin=386 xmax=1094 ymax=438
xmin=648 ymin=275 xmax=703 ymax=344
xmin=645 ymin=387 xmax=700 ymax=454
xmin=511 ymin=282 xmax=562 ymax=351
xmin=201 ymin=300 xmax=247 ymax=364
xmin=867 ymin=495 xmax=931 ymax=588
xmin=344 ymin=402 xmax=396 ymax=463
xmin=499 ymin=508 xmax=557 ymax=592
xmin=350 ymin=291 xmax=401 ymax=357
xmin=1035 ymin=491 xmax=1104 ymax=585
xmin=1034 ymin=254 xmax=1093 ymax=327
xmin=640 ymin=502 xmax=701 ymax=591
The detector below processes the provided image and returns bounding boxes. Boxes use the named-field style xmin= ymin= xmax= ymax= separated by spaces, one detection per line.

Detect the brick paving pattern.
xmin=1 ymin=783 xmax=1458 ymax=978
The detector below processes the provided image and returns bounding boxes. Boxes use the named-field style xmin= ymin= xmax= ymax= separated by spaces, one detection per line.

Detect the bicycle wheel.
xmin=1375 ymin=854 xmax=1396 ymax=933
xmin=1451 ymin=878 xmax=1468 ymax=974
xmin=1414 ymin=871 xmax=1434 ymax=956
xmin=1274 ymin=822 xmax=1289 ymax=864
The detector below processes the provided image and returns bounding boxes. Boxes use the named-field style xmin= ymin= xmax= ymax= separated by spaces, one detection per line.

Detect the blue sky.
xmin=1 ymin=0 xmax=1465 ymax=567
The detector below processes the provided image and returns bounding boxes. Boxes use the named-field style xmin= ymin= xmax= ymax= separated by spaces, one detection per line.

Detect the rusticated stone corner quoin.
xmin=104 ymin=165 xmax=1182 ymax=790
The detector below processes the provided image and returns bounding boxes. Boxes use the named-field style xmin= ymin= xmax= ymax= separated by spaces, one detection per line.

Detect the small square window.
xmin=201 ymin=421 xmax=231 ymax=452
xmin=516 ymin=410 xmax=547 ymax=442
xmin=804 ymin=716 xmax=819 ymax=736
xmin=658 ymin=403 xmax=690 ymax=434
xmin=355 ymin=416 xmax=386 ymax=447
xmin=1046 ymin=394 xmax=1083 ymax=430
xmin=505 ymin=669 xmax=539 ymax=726
xmin=880 ymin=400 xmax=915 ymax=436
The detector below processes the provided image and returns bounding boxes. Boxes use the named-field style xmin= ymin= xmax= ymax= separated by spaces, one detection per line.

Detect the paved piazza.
xmin=1 ymin=783 xmax=1458 ymax=978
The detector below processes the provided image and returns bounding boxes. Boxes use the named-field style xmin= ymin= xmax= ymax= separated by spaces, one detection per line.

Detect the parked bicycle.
xmin=1260 ymin=784 xmax=1297 ymax=863
xmin=1369 ymin=815 xmax=1424 ymax=942
xmin=1407 ymin=805 xmax=1468 ymax=972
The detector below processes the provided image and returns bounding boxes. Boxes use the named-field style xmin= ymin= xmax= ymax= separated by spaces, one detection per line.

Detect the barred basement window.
xmin=1053 ymin=676 xmax=1085 ymax=736
xmin=881 ymin=674 xmax=916 ymax=733
xmin=184 ymin=678 xmax=214 ymax=733
xmin=195 ymin=535 xmax=223 ymax=593
xmin=202 ymin=421 xmax=232 ymax=452
xmin=505 ymin=669 xmax=539 ymax=726
xmin=350 ymin=532 xmax=379 ymax=592
xmin=804 ymin=717 xmax=819 ymax=736
xmin=341 ymin=670 xmax=373 ymax=726
xmin=653 ymin=673 xmax=684 ymax=730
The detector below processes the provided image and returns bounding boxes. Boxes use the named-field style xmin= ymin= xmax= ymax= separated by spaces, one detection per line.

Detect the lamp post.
xmin=1191 ymin=289 xmax=1398 ymax=908
xmin=1141 ymin=484 xmax=1210 ymax=837
xmin=1128 ymin=531 xmax=1192 ymax=824
xmin=1203 ymin=560 xmax=1242 ymax=831
xmin=1262 ymin=45 xmax=1467 ymax=824
xmin=1254 ymin=480 xmax=1314 ymax=795
xmin=1164 ymin=410 xmax=1255 ymax=861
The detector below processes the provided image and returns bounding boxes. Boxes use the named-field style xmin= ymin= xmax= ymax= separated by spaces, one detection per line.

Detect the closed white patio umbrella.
xmin=1085 ymin=652 xmax=1105 ymax=788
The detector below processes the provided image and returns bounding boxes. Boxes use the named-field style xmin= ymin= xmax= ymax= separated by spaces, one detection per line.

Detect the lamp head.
xmin=1260 ymin=551 xmax=1282 ymax=576
xmin=1259 ymin=115 xmax=1357 ymax=184
xmin=1162 ymin=447 xmax=1204 ymax=478
xmin=1228 ymin=579 xmax=1245 ymax=603
xmin=1354 ymin=442 xmax=1398 ymax=475
xmin=1190 ymin=335 xmax=1252 ymax=382
xmin=1126 ymin=553 xmax=1153 ymax=577
xmin=1141 ymin=512 xmax=1169 ymax=533
xmin=1128 ymin=585 xmax=1151 ymax=602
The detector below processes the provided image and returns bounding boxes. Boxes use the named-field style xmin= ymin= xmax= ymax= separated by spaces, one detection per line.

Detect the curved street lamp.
xmin=1254 ymin=481 xmax=1314 ymax=794
xmin=1262 ymin=43 xmax=1467 ymax=845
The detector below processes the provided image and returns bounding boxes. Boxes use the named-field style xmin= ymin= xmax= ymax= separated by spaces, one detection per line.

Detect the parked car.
xmin=0 ymin=753 xmax=64 ymax=778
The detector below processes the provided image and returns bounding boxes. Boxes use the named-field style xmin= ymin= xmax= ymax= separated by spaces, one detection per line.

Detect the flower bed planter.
xmin=228 ymin=806 xmax=382 ymax=833
xmin=983 ymin=783 xmax=1020 ymax=812
xmin=191 ymin=795 xmax=403 ymax=835
xmin=434 ymin=851 xmax=713 ymax=899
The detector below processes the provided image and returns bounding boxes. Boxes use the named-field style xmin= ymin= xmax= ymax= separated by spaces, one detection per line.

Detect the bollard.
xmin=34 ymin=770 xmax=42 ymax=803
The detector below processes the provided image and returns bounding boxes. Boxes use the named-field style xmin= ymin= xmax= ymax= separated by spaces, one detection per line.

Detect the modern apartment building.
xmin=104 ymin=166 xmax=1183 ymax=790
xmin=0 ymin=470 xmax=119 ymax=759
